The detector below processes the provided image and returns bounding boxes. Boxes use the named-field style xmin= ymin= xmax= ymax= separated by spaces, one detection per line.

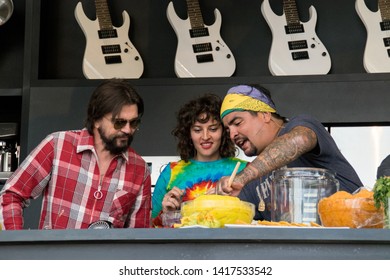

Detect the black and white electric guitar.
xmin=166 ymin=0 xmax=236 ymax=78
xmin=261 ymin=0 xmax=331 ymax=76
xmin=74 ymin=0 xmax=143 ymax=79
xmin=356 ymin=0 xmax=390 ymax=73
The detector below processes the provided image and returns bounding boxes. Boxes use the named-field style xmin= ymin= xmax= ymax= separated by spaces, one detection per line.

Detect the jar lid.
xmin=273 ymin=167 xmax=336 ymax=179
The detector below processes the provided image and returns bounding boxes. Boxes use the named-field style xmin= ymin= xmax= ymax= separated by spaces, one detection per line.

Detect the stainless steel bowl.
xmin=0 ymin=0 xmax=13 ymax=26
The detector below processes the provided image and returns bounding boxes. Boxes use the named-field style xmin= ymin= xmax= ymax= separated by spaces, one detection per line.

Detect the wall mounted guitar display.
xmin=356 ymin=0 xmax=390 ymax=73
xmin=75 ymin=0 xmax=144 ymax=79
xmin=261 ymin=0 xmax=332 ymax=76
xmin=167 ymin=0 xmax=236 ymax=78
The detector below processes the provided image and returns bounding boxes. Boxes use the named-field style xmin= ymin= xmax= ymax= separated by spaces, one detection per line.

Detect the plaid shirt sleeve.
xmin=121 ymin=149 xmax=151 ymax=228
xmin=0 ymin=134 xmax=55 ymax=230
xmin=126 ymin=171 xmax=152 ymax=228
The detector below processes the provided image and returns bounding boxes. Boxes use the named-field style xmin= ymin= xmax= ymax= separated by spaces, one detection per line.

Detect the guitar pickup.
xmin=291 ymin=51 xmax=309 ymax=60
xmin=101 ymin=45 xmax=121 ymax=54
xmin=288 ymin=40 xmax=308 ymax=50
xmin=380 ymin=21 xmax=390 ymax=31
xmin=383 ymin=37 xmax=390 ymax=47
xmin=190 ymin=27 xmax=209 ymax=38
xmin=196 ymin=53 xmax=214 ymax=63
xmin=104 ymin=55 xmax=122 ymax=64
xmin=285 ymin=24 xmax=304 ymax=34
xmin=192 ymin=43 xmax=212 ymax=53
xmin=98 ymin=29 xmax=118 ymax=39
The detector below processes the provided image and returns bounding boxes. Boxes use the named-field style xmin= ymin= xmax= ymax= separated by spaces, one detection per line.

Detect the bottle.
xmin=0 ymin=141 xmax=5 ymax=172
xmin=1 ymin=142 xmax=12 ymax=172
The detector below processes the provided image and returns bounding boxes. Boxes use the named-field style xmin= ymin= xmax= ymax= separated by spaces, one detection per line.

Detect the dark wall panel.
xmin=27 ymin=77 xmax=390 ymax=157
xmin=0 ymin=0 xmax=25 ymax=88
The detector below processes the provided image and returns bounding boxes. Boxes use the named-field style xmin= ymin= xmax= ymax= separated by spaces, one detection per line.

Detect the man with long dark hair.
xmin=0 ymin=79 xmax=151 ymax=229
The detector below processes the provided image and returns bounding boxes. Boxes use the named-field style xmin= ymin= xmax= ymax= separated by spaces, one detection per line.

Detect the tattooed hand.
xmin=215 ymin=176 xmax=245 ymax=197
xmin=235 ymin=126 xmax=318 ymax=186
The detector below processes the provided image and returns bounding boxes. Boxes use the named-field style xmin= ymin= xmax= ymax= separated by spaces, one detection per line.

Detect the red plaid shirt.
xmin=0 ymin=129 xmax=151 ymax=230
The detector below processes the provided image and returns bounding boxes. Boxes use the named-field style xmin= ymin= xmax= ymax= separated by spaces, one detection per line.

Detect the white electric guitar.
xmin=74 ymin=0 xmax=143 ymax=79
xmin=261 ymin=0 xmax=331 ymax=76
xmin=356 ymin=0 xmax=390 ymax=73
xmin=166 ymin=0 xmax=236 ymax=78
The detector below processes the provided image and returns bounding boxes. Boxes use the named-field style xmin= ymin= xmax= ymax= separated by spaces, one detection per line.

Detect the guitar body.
xmin=74 ymin=2 xmax=143 ymax=79
xmin=356 ymin=0 xmax=390 ymax=73
xmin=261 ymin=0 xmax=331 ymax=76
xmin=166 ymin=1 xmax=235 ymax=78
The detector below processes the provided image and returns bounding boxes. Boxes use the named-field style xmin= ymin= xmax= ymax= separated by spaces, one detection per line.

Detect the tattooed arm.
xmin=220 ymin=126 xmax=318 ymax=196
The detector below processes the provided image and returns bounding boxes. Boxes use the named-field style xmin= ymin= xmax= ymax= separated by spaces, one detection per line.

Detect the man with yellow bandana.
xmin=215 ymin=84 xmax=363 ymax=221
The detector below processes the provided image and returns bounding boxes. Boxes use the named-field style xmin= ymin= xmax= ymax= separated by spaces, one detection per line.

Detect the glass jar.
xmin=271 ymin=167 xmax=340 ymax=225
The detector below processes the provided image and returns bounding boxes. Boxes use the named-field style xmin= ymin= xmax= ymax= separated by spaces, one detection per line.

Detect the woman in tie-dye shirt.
xmin=151 ymin=94 xmax=247 ymax=226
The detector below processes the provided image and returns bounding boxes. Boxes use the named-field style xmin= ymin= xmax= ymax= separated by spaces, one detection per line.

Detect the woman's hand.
xmin=162 ymin=187 xmax=184 ymax=212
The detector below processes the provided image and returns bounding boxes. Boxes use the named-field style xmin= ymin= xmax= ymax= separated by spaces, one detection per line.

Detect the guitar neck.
xmin=379 ymin=0 xmax=390 ymax=21
xmin=95 ymin=0 xmax=114 ymax=30
xmin=283 ymin=0 xmax=300 ymax=25
xmin=186 ymin=0 xmax=205 ymax=28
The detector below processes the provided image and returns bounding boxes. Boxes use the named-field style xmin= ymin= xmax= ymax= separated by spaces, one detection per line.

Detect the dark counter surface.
xmin=1 ymin=228 xmax=389 ymax=260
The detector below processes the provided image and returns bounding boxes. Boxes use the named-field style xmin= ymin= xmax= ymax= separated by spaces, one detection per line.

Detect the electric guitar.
xmin=166 ymin=0 xmax=236 ymax=78
xmin=261 ymin=0 xmax=331 ymax=76
xmin=74 ymin=0 xmax=143 ymax=79
xmin=356 ymin=0 xmax=390 ymax=73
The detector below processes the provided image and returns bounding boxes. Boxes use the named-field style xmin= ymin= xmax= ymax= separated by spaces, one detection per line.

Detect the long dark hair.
xmin=172 ymin=93 xmax=236 ymax=162
xmin=85 ymin=79 xmax=144 ymax=134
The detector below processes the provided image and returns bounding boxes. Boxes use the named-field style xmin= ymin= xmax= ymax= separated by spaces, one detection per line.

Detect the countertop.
xmin=1 ymin=227 xmax=389 ymax=260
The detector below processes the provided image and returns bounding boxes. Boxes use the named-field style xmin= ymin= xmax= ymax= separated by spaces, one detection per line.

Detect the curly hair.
xmin=172 ymin=93 xmax=236 ymax=162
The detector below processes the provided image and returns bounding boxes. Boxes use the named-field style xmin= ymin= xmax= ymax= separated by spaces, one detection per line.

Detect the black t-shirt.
xmin=239 ymin=114 xmax=363 ymax=221
xmin=377 ymin=154 xmax=390 ymax=178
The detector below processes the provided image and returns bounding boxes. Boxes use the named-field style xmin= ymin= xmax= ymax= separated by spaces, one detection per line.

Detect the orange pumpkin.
xmin=318 ymin=189 xmax=384 ymax=228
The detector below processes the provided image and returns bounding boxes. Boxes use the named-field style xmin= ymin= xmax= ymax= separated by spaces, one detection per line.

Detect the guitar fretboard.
xmin=95 ymin=0 xmax=113 ymax=30
xmin=186 ymin=0 xmax=205 ymax=29
xmin=379 ymin=0 xmax=390 ymax=21
xmin=283 ymin=0 xmax=300 ymax=25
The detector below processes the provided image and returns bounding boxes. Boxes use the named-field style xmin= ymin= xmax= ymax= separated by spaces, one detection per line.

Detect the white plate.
xmin=224 ymin=224 xmax=349 ymax=229
xmin=178 ymin=225 xmax=210 ymax=229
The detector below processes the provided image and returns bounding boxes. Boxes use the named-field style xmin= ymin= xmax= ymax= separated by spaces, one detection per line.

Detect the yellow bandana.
xmin=220 ymin=85 xmax=276 ymax=119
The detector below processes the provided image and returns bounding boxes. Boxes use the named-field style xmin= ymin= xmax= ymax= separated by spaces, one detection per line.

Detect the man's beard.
xmin=243 ymin=123 xmax=264 ymax=157
xmin=243 ymin=141 xmax=258 ymax=157
xmin=236 ymin=136 xmax=258 ymax=157
xmin=98 ymin=127 xmax=133 ymax=155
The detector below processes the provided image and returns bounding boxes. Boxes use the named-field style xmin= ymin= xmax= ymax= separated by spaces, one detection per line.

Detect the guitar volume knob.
xmin=226 ymin=54 xmax=231 ymax=59
xmin=135 ymin=56 xmax=140 ymax=61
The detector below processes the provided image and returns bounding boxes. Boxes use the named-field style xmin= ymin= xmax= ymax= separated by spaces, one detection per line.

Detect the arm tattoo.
xmin=236 ymin=126 xmax=318 ymax=185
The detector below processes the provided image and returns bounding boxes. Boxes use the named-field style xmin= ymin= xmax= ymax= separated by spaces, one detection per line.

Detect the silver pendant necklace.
xmin=94 ymin=174 xmax=104 ymax=200
xmin=255 ymin=185 xmax=265 ymax=212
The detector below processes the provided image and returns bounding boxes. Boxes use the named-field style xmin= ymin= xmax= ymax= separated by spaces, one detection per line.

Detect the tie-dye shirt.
xmin=151 ymin=157 xmax=247 ymax=218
